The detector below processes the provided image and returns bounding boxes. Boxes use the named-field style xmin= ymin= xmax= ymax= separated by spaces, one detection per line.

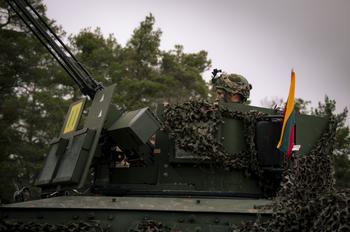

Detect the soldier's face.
xmin=216 ymin=89 xmax=225 ymax=100
xmin=228 ymin=93 xmax=242 ymax=103
xmin=216 ymin=89 xmax=241 ymax=103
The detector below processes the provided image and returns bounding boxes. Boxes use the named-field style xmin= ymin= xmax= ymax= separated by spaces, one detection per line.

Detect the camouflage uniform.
xmin=212 ymin=72 xmax=252 ymax=103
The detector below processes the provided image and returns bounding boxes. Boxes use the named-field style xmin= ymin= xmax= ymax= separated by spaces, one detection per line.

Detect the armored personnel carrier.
xmin=0 ymin=0 xmax=331 ymax=231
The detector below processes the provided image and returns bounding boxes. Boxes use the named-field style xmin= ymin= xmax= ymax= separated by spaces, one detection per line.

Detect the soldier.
xmin=212 ymin=71 xmax=252 ymax=104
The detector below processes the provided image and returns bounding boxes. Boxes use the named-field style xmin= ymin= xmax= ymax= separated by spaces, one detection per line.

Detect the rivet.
xmin=112 ymin=198 xmax=116 ymax=202
xmin=196 ymin=199 xmax=201 ymax=204
xmin=163 ymin=172 xmax=168 ymax=177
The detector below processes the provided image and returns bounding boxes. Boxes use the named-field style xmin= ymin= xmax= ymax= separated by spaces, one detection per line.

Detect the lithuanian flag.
xmin=277 ymin=70 xmax=296 ymax=160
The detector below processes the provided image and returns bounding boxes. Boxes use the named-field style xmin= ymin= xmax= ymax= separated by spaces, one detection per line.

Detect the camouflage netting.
xmin=130 ymin=219 xmax=171 ymax=232
xmin=232 ymin=115 xmax=350 ymax=232
xmin=1 ymin=99 xmax=349 ymax=232
xmin=163 ymin=99 xmax=279 ymax=196
xmin=0 ymin=220 xmax=106 ymax=232
xmin=163 ymin=99 xmax=266 ymax=172
xmin=163 ymin=99 xmax=350 ymax=232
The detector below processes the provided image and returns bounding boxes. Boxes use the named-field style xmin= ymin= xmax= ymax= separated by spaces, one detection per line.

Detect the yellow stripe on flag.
xmin=277 ymin=69 xmax=296 ymax=149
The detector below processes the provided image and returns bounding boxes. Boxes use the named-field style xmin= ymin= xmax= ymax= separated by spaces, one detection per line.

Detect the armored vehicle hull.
xmin=1 ymin=1 xmax=336 ymax=231
xmin=1 ymin=196 xmax=272 ymax=231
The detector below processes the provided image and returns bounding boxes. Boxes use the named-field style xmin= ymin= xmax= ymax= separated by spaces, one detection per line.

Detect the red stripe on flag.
xmin=286 ymin=126 xmax=294 ymax=160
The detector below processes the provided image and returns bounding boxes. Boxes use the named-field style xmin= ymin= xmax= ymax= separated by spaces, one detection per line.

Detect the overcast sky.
xmin=43 ymin=0 xmax=350 ymax=124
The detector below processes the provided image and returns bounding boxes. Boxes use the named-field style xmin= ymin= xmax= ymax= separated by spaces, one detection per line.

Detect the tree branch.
xmin=0 ymin=7 xmax=12 ymax=29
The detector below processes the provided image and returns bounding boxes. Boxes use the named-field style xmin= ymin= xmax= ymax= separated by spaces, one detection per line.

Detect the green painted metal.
xmin=1 ymin=98 xmax=330 ymax=231
xmin=220 ymin=102 xmax=328 ymax=156
xmin=108 ymin=107 xmax=161 ymax=151
xmin=4 ymin=196 xmax=272 ymax=213
xmin=35 ymin=137 xmax=68 ymax=186
xmin=296 ymin=114 xmax=328 ymax=154
xmin=78 ymin=84 xmax=117 ymax=188
xmin=1 ymin=208 xmax=270 ymax=232
xmin=3 ymin=97 xmax=329 ymax=227
xmin=52 ymin=129 xmax=96 ymax=184
xmin=2 ymin=2 xmax=332 ymax=230
xmin=221 ymin=118 xmax=246 ymax=154
xmin=1 ymin=196 xmax=272 ymax=232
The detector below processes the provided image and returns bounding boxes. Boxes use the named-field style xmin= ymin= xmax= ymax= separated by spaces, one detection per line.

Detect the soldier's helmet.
xmin=212 ymin=72 xmax=252 ymax=102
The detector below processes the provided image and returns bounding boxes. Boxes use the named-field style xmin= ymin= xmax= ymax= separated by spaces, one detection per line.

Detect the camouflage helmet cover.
xmin=212 ymin=73 xmax=252 ymax=102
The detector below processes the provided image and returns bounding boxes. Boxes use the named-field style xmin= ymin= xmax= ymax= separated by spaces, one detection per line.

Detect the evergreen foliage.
xmin=263 ymin=96 xmax=350 ymax=189
xmin=0 ymin=2 xmax=210 ymax=202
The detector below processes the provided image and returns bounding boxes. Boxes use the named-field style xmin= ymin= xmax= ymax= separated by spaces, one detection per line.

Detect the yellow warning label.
xmin=63 ymin=101 xmax=84 ymax=134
